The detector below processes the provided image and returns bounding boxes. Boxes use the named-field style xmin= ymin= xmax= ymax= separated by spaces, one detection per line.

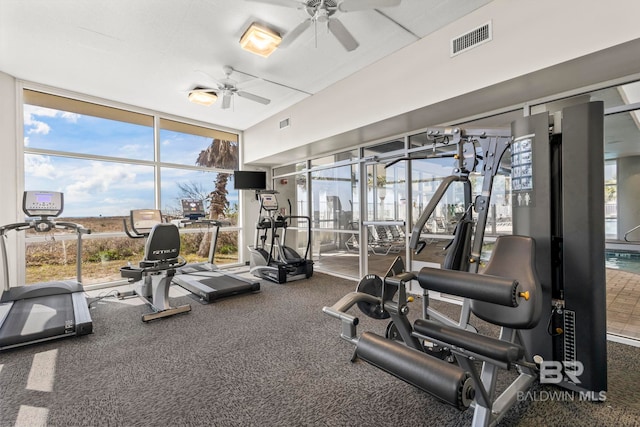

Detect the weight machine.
xmin=323 ymin=101 xmax=608 ymax=425
xmin=355 ymin=127 xmax=511 ymax=337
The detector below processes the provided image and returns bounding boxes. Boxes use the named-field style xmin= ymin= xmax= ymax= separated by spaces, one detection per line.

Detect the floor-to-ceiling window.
xmin=22 ymin=89 xmax=240 ymax=286
xmin=310 ymin=152 xmax=360 ymax=278
xmin=270 ymin=80 xmax=640 ymax=346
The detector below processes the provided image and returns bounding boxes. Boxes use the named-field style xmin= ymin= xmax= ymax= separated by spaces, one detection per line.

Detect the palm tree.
xmin=195 ymin=138 xmax=238 ymax=257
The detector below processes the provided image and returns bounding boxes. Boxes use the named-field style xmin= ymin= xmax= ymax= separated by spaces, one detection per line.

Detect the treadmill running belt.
xmin=0 ymin=295 xmax=75 ymax=348
xmin=196 ymin=275 xmax=253 ymax=292
xmin=174 ymin=271 xmax=260 ymax=303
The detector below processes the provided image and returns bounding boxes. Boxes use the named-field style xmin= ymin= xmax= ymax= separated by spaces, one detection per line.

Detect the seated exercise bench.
xmin=119 ymin=223 xmax=192 ymax=322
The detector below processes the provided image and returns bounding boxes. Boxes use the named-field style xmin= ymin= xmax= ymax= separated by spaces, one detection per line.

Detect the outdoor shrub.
xmin=218 ymin=244 xmax=237 ymax=255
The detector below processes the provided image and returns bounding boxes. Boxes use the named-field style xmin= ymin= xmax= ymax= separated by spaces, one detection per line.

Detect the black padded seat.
xmin=414 ymin=318 xmax=524 ymax=364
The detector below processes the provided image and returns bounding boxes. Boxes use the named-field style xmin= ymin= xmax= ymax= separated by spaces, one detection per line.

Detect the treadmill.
xmin=0 ymin=191 xmax=93 ymax=351
xmin=172 ymin=199 xmax=260 ymax=303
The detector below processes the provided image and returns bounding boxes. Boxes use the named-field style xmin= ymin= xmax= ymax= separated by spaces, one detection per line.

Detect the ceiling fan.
xmin=189 ymin=66 xmax=271 ymax=109
xmin=246 ymin=0 xmax=401 ymax=51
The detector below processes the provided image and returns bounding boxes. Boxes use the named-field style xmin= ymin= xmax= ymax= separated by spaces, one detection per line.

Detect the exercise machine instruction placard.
xmin=511 ymin=136 xmax=534 ymax=207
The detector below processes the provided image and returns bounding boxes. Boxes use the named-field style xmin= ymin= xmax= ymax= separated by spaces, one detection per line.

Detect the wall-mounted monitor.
xmin=233 ymin=170 xmax=267 ymax=190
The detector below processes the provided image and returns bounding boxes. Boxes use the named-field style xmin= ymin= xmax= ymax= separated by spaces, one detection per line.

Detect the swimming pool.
xmin=605 ymin=250 xmax=640 ymax=274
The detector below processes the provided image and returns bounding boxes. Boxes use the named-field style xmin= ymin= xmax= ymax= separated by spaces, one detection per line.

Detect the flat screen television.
xmin=233 ymin=170 xmax=267 ymax=190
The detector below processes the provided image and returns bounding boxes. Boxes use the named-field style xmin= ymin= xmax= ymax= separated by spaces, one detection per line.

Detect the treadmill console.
xmin=181 ymin=199 xmax=206 ymax=220
xmin=259 ymin=193 xmax=278 ymax=211
xmin=131 ymin=209 xmax=163 ymax=235
xmin=23 ymin=191 xmax=63 ymax=218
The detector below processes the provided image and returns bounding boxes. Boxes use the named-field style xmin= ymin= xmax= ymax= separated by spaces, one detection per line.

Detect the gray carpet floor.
xmin=0 ymin=272 xmax=639 ymax=427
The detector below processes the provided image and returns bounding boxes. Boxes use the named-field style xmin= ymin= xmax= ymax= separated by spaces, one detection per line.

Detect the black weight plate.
xmin=356 ymin=274 xmax=389 ymax=319
xmin=385 ymin=321 xmax=403 ymax=342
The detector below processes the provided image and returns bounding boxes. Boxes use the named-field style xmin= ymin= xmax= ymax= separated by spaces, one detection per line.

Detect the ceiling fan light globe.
xmin=240 ymin=23 xmax=282 ymax=57
xmin=188 ymin=91 xmax=218 ymax=106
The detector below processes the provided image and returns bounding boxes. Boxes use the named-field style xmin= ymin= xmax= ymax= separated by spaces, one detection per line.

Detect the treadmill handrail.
xmin=1 ymin=219 xmax=91 ymax=291
xmin=177 ymin=218 xmax=222 ymax=265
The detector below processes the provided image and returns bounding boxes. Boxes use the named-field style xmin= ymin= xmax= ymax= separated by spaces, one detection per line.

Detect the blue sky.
xmin=23 ymin=105 xmax=238 ymax=218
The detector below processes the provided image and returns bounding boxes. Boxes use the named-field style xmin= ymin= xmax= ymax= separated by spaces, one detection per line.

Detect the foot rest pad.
xmin=413 ymin=319 xmax=524 ymax=364
xmin=356 ymin=332 xmax=474 ymax=410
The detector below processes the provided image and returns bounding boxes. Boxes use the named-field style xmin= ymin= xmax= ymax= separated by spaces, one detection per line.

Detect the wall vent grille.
xmin=451 ymin=21 xmax=492 ymax=57
xmin=279 ymin=118 xmax=290 ymax=129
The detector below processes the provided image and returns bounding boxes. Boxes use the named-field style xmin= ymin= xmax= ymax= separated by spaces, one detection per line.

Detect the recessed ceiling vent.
xmin=450 ymin=21 xmax=492 ymax=57
xmin=279 ymin=118 xmax=290 ymax=129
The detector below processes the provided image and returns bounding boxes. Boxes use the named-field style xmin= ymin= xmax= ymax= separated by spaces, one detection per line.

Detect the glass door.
xmin=362 ymin=160 xmax=408 ymax=277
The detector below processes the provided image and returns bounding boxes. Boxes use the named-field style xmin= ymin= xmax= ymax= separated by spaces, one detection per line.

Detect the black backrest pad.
xmin=144 ymin=223 xmax=181 ymax=261
xmin=472 ymin=235 xmax=542 ymax=329
xmin=442 ymin=219 xmax=473 ymax=271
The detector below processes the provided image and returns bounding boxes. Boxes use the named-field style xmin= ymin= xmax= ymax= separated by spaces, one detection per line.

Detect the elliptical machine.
xmin=119 ymin=209 xmax=191 ymax=322
xmin=248 ymin=191 xmax=313 ymax=284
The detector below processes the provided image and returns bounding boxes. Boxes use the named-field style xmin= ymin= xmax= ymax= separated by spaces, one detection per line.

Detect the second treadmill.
xmin=172 ymin=200 xmax=260 ymax=303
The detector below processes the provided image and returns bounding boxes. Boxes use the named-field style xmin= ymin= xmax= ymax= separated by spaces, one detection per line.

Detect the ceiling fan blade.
xmin=237 ymin=91 xmax=271 ymax=105
xmin=338 ymin=0 xmax=401 ymax=12
xmin=222 ymin=94 xmax=232 ymax=109
xmin=327 ymin=18 xmax=359 ymax=51
xmin=279 ymin=19 xmax=312 ymax=48
xmin=244 ymin=0 xmax=306 ymax=9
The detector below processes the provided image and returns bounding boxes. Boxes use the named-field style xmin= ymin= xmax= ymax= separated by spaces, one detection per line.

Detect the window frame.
xmin=18 ymin=84 xmax=243 ymax=288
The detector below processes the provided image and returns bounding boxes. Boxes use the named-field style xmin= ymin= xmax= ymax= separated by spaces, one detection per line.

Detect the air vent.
xmin=450 ymin=21 xmax=492 ymax=57
xmin=279 ymin=118 xmax=290 ymax=129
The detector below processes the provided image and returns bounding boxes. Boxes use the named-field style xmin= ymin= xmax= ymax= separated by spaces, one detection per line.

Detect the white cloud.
xmin=23 ymin=105 xmax=80 ymax=136
xmin=119 ymin=144 xmax=145 ymax=157
xmin=24 ymin=105 xmax=59 ymax=118
xmin=26 ymin=121 xmax=51 ymax=135
xmin=65 ymin=162 xmax=139 ymax=200
xmin=24 ymin=155 xmax=60 ymax=179
xmin=60 ymin=112 xmax=80 ymax=123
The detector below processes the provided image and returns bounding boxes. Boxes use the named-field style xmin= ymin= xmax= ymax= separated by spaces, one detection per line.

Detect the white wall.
xmin=0 ymin=71 xmax=20 ymax=285
xmin=243 ymin=0 xmax=640 ymax=165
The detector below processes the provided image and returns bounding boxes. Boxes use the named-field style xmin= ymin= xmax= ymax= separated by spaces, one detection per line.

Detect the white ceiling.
xmin=0 ymin=0 xmax=493 ymax=131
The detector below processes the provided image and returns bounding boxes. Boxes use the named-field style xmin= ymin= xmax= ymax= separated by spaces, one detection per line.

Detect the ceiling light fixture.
xmin=239 ymin=22 xmax=282 ymax=58
xmin=188 ymin=88 xmax=218 ymax=106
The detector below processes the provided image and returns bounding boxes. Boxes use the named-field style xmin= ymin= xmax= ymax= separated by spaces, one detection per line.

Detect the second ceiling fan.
xmin=247 ymin=0 xmax=401 ymax=51
xmin=190 ymin=66 xmax=271 ymax=109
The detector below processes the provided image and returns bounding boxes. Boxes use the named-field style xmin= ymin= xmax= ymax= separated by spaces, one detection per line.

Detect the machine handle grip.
xmin=55 ymin=221 xmax=91 ymax=234
xmin=123 ymin=218 xmax=144 ymax=239
xmin=322 ymin=306 xmax=358 ymax=326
